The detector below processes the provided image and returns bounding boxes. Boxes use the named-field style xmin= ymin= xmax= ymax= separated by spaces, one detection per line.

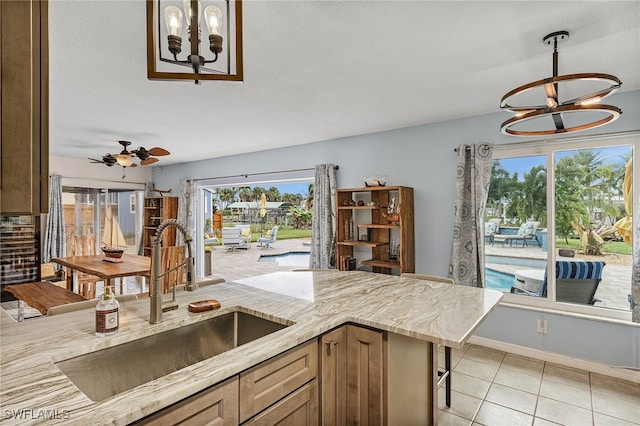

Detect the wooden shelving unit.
xmin=336 ymin=186 xmax=414 ymax=274
xmin=142 ymin=196 xmax=179 ymax=256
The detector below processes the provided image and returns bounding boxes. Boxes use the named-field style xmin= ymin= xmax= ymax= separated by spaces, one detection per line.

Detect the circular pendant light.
xmin=500 ymin=31 xmax=622 ymax=136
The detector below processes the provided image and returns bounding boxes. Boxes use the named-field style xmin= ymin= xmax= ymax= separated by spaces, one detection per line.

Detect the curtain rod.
xmin=453 ymin=129 xmax=639 ymax=152
xmin=190 ymin=165 xmax=339 ymax=183
xmin=59 ymin=176 xmax=148 ymax=185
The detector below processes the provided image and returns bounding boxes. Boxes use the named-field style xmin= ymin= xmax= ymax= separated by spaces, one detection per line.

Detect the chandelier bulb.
xmin=164 ymin=6 xmax=183 ymax=36
xmin=204 ymin=5 xmax=223 ymax=36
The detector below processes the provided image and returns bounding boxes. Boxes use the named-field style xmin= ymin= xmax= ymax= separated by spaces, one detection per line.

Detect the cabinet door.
xmin=1 ymin=0 xmax=49 ymax=214
xmin=135 ymin=376 xmax=239 ymax=425
xmin=319 ymin=326 xmax=347 ymax=425
xmin=239 ymin=340 xmax=318 ymax=423
xmin=346 ymin=325 xmax=386 ymax=426
xmin=242 ymin=380 xmax=318 ymax=426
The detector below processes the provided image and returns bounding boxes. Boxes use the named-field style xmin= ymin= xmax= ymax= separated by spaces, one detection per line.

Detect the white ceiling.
xmin=49 ymin=1 xmax=640 ymax=166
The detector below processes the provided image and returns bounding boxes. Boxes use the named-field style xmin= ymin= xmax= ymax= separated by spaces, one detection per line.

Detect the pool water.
xmin=258 ymin=251 xmax=311 ymax=267
xmin=485 ymin=268 xmax=515 ymax=292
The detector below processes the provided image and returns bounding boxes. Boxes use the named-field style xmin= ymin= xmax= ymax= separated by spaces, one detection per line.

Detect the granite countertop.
xmin=0 ymin=271 xmax=503 ymax=425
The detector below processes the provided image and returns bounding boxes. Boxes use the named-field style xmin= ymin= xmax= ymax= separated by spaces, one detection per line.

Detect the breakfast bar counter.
xmin=0 ymin=270 xmax=502 ymax=425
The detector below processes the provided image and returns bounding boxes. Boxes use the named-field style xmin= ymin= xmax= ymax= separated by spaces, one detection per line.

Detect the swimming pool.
xmin=485 ymin=268 xmax=515 ymax=292
xmin=258 ymin=251 xmax=311 ymax=267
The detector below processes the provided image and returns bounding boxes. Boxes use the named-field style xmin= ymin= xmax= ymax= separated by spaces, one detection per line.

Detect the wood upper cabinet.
xmin=1 ymin=0 xmax=49 ymax=214
xmin=320 ymin=325 xmax=387 ymax=426
xmin=336 ymin=186 xmax=414 ymax=274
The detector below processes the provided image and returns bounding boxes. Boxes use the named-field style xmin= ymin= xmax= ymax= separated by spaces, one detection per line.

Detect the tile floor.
xmin=439 ymin=344 xmax=640 ymax=425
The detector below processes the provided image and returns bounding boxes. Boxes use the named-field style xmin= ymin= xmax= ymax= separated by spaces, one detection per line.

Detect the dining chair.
xmin=401 ymin=272 xmax=454 ymax=407
xmin=66 ymin=234 xmax=100 ymax=298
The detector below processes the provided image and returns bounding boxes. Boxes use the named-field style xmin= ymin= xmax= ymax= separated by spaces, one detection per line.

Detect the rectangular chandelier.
xmin=146 ymin=0 xmax=243 ymax=83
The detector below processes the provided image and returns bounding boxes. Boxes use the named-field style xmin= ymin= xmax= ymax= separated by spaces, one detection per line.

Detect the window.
xmin=485 ymin=135 xmax=636 ymax=320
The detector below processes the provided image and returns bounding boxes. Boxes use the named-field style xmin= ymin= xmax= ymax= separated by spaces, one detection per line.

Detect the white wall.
xmin=153 ymin=90 xmax=640 ymax=368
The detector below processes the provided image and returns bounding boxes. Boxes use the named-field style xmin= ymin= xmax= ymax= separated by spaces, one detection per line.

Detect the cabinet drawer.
xmin=240 ymin=340 xmax=318 ymax=422
xmin=242 ymin=380 xmax=318 ymax=426
xmin=135 ymin=376 xmax=239 ymax=426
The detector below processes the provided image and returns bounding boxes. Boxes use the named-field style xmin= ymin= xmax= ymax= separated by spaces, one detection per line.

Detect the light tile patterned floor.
xmin=439 ymin=344 xmax=640 ymax=426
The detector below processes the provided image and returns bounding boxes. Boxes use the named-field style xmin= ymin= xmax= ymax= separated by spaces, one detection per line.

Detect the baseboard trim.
xmin=468 ymin=335 xmax=640 ymax=384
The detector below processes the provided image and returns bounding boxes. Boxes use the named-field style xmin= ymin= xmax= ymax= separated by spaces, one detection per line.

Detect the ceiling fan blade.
xmin=88 ymin=158 xmax=104 ymax=164
xmin=149 ymin=147 xmax=170 ymax=156
xmin=141 ymin=158 xmax=159 ymax=166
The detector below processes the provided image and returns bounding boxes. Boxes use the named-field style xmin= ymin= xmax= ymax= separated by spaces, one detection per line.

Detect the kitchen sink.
xmin=55 ymin=310 xmax=291 ymax=401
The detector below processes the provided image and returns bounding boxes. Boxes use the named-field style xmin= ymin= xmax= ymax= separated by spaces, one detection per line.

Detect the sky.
xmin=495 ymin=145 xmax=632 ymax=181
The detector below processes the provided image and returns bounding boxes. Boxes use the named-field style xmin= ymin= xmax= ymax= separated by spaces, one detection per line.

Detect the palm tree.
xmin=506 ymin=165 xmax=546 ymax=224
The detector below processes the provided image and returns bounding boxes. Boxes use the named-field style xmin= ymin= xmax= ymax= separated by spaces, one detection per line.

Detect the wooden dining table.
xmin=4 ymin=281 xmax=88 ymax=320
xmin=52 ymin=254 xmax=151 ymax=295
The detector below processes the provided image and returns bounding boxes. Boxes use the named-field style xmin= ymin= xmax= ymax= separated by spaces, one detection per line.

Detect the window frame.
xmin=490 ymin=133 xmax=638 ymax=323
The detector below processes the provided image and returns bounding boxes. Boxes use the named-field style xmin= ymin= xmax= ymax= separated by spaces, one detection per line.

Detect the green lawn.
xmin=555 ymin=238 xmax=632 ymax=256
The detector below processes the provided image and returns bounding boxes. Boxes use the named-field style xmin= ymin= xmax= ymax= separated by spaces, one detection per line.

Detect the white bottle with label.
xmin=95 ymin=286 xmax=119 ymax=337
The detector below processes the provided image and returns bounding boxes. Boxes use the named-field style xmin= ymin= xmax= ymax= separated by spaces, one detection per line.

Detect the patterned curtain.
xmin=177 ymin=179 xmax=196 ymax=246
xmin=449 ymin=144 xmax=493 ymax=287
xmin=43 ymin=174 xmax=66 ymax=263
xmin=310 ymin=164 xmax=337 ymax=269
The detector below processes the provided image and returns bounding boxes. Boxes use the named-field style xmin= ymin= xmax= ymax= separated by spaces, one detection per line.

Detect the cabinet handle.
xmin=325 ymin=340 xmax=337 ymax=356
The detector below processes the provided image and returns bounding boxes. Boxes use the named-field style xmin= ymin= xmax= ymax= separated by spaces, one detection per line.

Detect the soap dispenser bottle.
xmin=96 ymin=286 xmax=119 ymax=337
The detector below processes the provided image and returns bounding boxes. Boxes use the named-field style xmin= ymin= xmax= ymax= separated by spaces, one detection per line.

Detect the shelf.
xmin=361 ymin=259 xmax=400 ymax=269
xmin=337 ymin=206 xmax=378 ymax=210
xmin=338 ymin=240 xmax=388 ymax=248
xmin=357 ymin=224 xmax=400 ymax=229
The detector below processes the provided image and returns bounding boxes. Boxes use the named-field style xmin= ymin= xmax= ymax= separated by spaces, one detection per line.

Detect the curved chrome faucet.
xmin=150 ymin=219 xmax=198 ymax=324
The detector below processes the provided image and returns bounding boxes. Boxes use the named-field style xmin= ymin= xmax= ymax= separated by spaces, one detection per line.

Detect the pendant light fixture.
xmin=146 ymin=0 xmax=243 ymax=83
xmin=500 ymin=31 xmax=622 ymax=136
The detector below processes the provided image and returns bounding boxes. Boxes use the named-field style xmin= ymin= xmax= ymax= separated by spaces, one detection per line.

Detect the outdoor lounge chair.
xmin=493 ymin=221 xmax=540 ymax=247
xmin=221 ymin=227 xmax=249 ymax=251
xmin=257 ymin=226 xmax=278 ymax=248
xmin=484 ymin=218 xmax=502 ymax=245
xmin=510 ymin=260 xmax=605 ymax=305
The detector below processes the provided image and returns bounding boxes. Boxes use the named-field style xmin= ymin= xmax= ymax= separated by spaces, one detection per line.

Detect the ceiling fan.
xmin=89 ymin=140 xmax=170 ymax=168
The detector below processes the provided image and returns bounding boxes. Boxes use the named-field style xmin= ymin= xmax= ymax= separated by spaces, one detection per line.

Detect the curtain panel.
xmin=43 ymin=174 xmax=66 ymax=263
xmin=310 ymin=164 xmax=337 ymax=269
xmin=177 ymin=179 xmax=196 ymax=246
xmin=632 ymin=200 xmax=639 ymax=323
xmin=449 ymin=144 xmax=493 ymax=287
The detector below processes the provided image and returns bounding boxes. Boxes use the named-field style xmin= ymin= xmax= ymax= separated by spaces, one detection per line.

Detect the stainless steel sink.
xmin=55 ymin=311 xmax=291 ymax=401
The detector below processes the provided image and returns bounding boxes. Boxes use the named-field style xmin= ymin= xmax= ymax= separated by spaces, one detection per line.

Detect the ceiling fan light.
xmin=116 ymin=154 xmax=134 ymax=167
xmin=545 ymin=97 xmax=557 ymax=108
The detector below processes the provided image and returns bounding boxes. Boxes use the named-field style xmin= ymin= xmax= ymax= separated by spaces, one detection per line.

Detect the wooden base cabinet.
xmin=242 ymin=381 xmax=318 ymax=426
xmin=320 ymin=325 xmax=437 ymax=425
xmin=320 ymin=325 xmax=386 ymax=425
xmin=134 ymin=376 xmax=239 ymax=425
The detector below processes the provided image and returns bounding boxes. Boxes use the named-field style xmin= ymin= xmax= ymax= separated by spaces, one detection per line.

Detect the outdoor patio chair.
xmin=257 ymin=226 xmax=278 ymax=248
xmin=493 ymin=221 xmax=540 ymax=247
xmin=510 ymin=260 xmax=605 ymax=305
xmin=401 ymin=272 xmax=454 ymax=407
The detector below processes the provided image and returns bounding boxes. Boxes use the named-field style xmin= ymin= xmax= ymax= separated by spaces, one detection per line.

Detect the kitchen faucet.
xmin=150 ymin=219 xmax=198 ymax=324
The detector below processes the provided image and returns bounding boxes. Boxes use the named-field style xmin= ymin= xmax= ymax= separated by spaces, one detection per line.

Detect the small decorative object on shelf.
xmin=364 ymin=175 xmax=388 ymax=187
xmin=385 ymin=197 xmax=400 ymax=224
